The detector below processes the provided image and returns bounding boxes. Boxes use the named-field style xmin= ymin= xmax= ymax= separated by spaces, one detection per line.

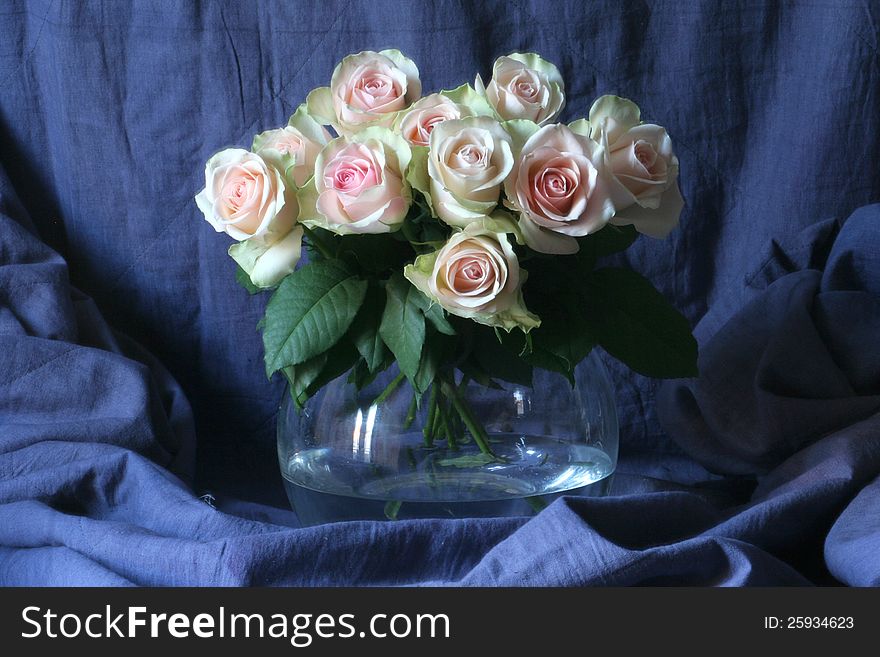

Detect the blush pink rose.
xmin=300 ymin=127 xmax=412 ymax=235
xmin=606 ymin=125 xmax=677 ymax=207
xmin=398 ymin=94 xmax=463 ymax=146
xmin=195 ymin=148 xmax=296 ymax=242
xmin=252 ymin=109 xmax=331 ymax=188
xmin=504 ymin=124 xmax=617 ymax=254
xmin=404 ymin=224 xmax=540 ymax=332
xmin=589 ymin=95 xmax=683 ymax=238
xmin=307 ymin=50 xmax=421 ymax=135
xmin=476 ymin=53 xmax=565 ymax=125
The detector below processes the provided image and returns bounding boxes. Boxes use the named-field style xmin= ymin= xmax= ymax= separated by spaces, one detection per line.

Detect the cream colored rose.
xmin=306 ymin=50 xmax=421 ymax=135
xmin=504 ymin=123 xmax=618 ymax=254
xmin=195 ymin=148 xmax=296 ymax=242
xmin=297 ymin=127 xmax=412 ymax=235
xmin=252 ymin=107 xmax=331 ymax=188
xmin=476 ymin=53 xmax=565 ymax=125
xmin=589 ymin=95 xmax=683 ymax=238
xmin=404 ymin=223 xmax=539 ymax=332
xmin=397 ymin=94 xmax=463 ymax=147
xmin=395 ymin=84 xmax=496 ymax=147
xmin=228 ymin=225 xmax=304 ymax=289
xmin=424 ymin=116 xmax=514 ymax=228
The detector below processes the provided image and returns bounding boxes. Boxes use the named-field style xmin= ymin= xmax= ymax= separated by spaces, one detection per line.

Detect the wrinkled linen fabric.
xmin=1 ymin=0 xmax=879 ymax=586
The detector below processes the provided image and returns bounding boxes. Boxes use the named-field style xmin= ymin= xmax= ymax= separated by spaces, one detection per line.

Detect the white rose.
xmin=476 ymin=53 xmax=565 ymax=125
xmin=425 ymin=116 xmax=514 ymax=228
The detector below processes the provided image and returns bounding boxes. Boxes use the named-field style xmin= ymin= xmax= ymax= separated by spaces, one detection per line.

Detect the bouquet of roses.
xmin=196 ymin=50 xmax=696 ymax=455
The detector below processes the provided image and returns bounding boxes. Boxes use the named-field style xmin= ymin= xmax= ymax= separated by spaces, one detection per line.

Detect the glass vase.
xmin=277 ymin=351 xmax=618 ymax=526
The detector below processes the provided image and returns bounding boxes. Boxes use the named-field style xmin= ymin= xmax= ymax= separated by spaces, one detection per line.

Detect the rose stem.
xmin=371 ymin=372 xmax=405 ymax=407
xmin=441 ymin=381 xmax=494 ymax=457
xmin=524 ymin=496 xmax=548 ymax=514
xmin=300 ymin=225 xmax=335 ymax=260
xmin=437 ymin=396 xmax=457 ymax=450
xmin=384 ymin=500 xmax=402 ymax=520
xmin=432 ymin=396 xmax=446 ymax=442
xmin=422 ymin=384 xmax=438 ymax=446
xmin=453 ymin=374 xmax=469 ymax=444
xmin=403 ymin=391 xmax=418 ymax=430
xmin=446 ymin=377 xmax=465 ymax=444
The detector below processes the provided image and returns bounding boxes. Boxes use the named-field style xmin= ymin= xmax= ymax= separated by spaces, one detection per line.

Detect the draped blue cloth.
xmin=1 ymin=0 xmax=879 ymax=586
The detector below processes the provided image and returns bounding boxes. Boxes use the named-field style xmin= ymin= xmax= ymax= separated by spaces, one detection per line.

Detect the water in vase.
xmin=281 ymin=432 xmax=615 ymax=526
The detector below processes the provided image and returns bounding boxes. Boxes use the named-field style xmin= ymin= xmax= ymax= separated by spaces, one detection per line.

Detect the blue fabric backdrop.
xmin=1 ymin=0 xmax=879 ymax=585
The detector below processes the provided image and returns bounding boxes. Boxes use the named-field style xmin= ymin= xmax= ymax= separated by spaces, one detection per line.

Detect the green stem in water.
xmin=422 ymin=384 xmax=438 ymax=446
xmin=437 ymin=397 xmax=456 ymax=450
xmin=441 ymin=381 xmax=494 ymax=457
xmin=301 ymin=225 xmax=335 ymax=260
xmin=371 ymin=372 xmax=405 ymax=407
xmin=524 ymin=496 xmax=548 ymax=514
xmin=432 ymin=397 xmax=446 ymax=442
xmin=403 ymin=391 xmax=418 ymax=430
xmin=384 ymin=500 xmax=402 ymax=520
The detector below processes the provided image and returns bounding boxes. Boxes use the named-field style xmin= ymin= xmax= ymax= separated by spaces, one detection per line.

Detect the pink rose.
xmin=194 ymin=148 xmax=296 ymax=242
xmin=607 ymin=125 xmax=675 ymax=206
xmin=476 ymin=53 xmax=565 ymax=125
xmin=299 ymin=127 xmax=412 ymax=235
xmin=398 ymin=94 xmax=463 ymax=146
xmin=306 ymin=50 xmax=421 ymax=135
xmin=404 ymin=223 xmax=539 ymax=332
xmin=504 ymin=124 xmax=617 ymax=254
xmin=589 ymin=95 xmax=683 ymax=238
xmin=252 ymin=108 xmax=331 ymax=187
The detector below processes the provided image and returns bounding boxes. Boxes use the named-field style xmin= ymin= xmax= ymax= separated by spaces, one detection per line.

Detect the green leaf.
xmin=412 ymin=331 xmax=453 ymax=396
xmin=262 ymin=260 xmax=367 ymax=376
xmin=584 ymin=268 xmax=698 ymax=378
xmin=282 ymin=353 xmax=327 ymax=408
xmin=423 ymin=305 xmax=456 ymax=336
xmin=472 ymin=327 xmax=533 ymax=386
xmin=384 ymin=500 xmax=403 ymax=520
xmin=350 ymin=284 xmax=389 ymax=373
xmin=458 ymin=359 xmax=504 ymax=389
xmin=524 ymin=347 xmax=573 ymax=382
xmin=577 ymin=224 xmax=638 ymax=271
xmin=378 ymin=273 xmax=426 ymax=382
xmin=335 ymin=233 xmax=413 ymax=274
xmin=298 ymin=340 xmax=360 ymax=403
xmin=349 ymin=351 xmax=395 ymax=391
xmin=408 ymin=287 xmax=456 ymax=336
xmin=437 ymin=453 xmax=497 ymax=468
xmin=523 ymin=288 xmax=595 ymax=380
xmin=235 ymin=264 xmax=262 ymax=295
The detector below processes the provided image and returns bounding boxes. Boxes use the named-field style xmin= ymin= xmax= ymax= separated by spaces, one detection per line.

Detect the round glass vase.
xmin=277 ymin=351 xmax=618 ymax=526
